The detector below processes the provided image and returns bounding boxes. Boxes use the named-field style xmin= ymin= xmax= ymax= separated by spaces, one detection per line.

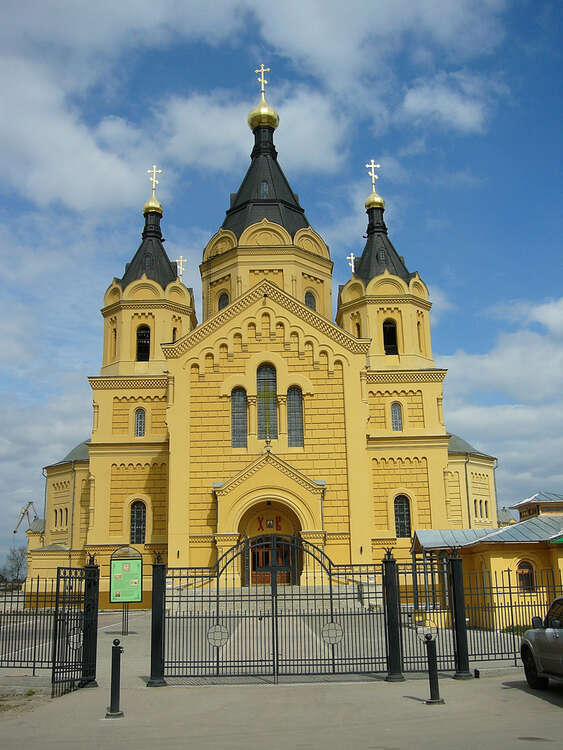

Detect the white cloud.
xmin=428 ymin=285 xmax=456 ymax=324
xmin=401 ymin=72 xmax=503 ymax=133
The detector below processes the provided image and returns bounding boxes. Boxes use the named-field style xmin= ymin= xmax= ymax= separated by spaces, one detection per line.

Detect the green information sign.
xmin=110 ymin=558 xmax=143 ymax=603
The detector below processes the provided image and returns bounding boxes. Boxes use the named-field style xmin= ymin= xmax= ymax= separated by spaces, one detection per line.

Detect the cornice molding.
xmin=366 ymin=369 xmax=446 ymax=384
xmin=338 ymin=294 xmax=432 ymax=313
xmin=162 ymin=279 xmax=369 ymax=358
xmin=89 ymin=376 xmax=168 ymax=390
xmin=102 ymin=299 xmax=194 ymax=316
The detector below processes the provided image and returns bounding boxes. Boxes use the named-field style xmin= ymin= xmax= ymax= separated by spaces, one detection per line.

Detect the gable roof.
xmin=162 ymin=278 xmax=370 ymax=359
xmin=510 ymin=490 xmax=563 ymax=509
xmin=412 ymin=528 xmax=491 ymax=552
xmin=448 ymin=433 xmax=495 ymax=459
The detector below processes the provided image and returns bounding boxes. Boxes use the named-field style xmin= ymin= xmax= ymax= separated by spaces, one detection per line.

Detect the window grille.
xmin=218 ymin=292 xmax=229 ymax=311
xmin=136 ymin=325 xmax=150 ymax=361
xmin=394 ymin=495 xmax=411 ymax=538
xmin=304 ymin=292 xmax=316 ymax=311
xmin=517 ymin=561 xmax=534 ymax=592
xmin=383 ymin=319 xmax=398 ymax=355
xmin=231 ymin=388 xmax=247 ymax=448
xmin=391 ymin=402 xmax=403 ymax=431
xmin=287 ymin=386 xmax=304 ymax=447
xmin=135 ymin=408 xmax=146 ymax=437
xmin=257 ymin=364 xmax=278 ymax=440
xmin=130 ymin=501 xmax=146 ymax=545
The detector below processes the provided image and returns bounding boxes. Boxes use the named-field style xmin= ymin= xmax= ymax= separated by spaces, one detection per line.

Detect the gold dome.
xmin=248 ymin=93 xmax=279 ymax=131
xmin=143 ymin=194 xmax=163 ymax=215
xmin=365 ymin=189 xmax=385 ymax=210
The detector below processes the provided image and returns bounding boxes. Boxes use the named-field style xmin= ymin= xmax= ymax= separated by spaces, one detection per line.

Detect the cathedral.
xmin=27 ymin=70 xmax=498 ymax=604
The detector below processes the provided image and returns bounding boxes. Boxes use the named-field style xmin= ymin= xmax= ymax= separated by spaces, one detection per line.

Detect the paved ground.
xmin=0 ymin=609 xmax=561 ymax=749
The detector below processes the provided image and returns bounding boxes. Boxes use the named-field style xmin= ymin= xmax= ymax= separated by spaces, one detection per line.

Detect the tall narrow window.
xmin=231 ymin=388 xmax=248 ymax=448
xmin=260 ymin=180 xmax=269 ymax=198
xmin=287 ymin=386 xmax=304 ymax=447
xmin=394 ymin=495 xmax=411 ymax=538
xmin=304 ymin=292 xmax=316 ymax=311
xmin=65 ymin=508 xmax=68 ymax=527
xmin=479 ymin=499 xmax=483 ymax=517
xmin=391 ymin=402 xmax=403 ymax=431
xmin=383 ymin=319 xmax=398 ymax=355
xmin=144 ymin=253 xmax=153 ymax=271
xmin=111 ymin=327 xmax=117 ymax=360
xmin=517 ymin=561 xmax=534 ymax=592
xmin=136 ymin=325 xmax=150 ymax=361
xmin=130 ymin=501 xmax=146 ymax=544
xmin=257 ymin=364 xmax=278 ymax=440
xmin=474 ymin=499 xmax=478 ymax=517
xmin=218 ymin=292 xmax=229 ymax=311
xmin=485 ymin=500 xmax=489 ymax=518
xmin=135 ymin=408 xmax=146 ymax=437
xmin=417 ymin=320 xmax=424 ymax=352
xmin=355 ymin=322 xmax=361 ymax=338
xmin=172 ymin=327 xmax=177 ymax=342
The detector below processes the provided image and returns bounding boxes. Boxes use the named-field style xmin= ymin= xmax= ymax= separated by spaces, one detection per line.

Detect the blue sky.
xmin=0 ymin=0 xmax=561 ymax=561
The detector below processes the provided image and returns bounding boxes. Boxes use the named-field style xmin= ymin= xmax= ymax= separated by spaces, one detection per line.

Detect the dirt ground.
xmin=0 ymin=690 xmax=51 ymax=716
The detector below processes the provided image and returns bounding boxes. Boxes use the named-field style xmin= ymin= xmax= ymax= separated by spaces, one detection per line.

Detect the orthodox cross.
xmin=147 ymin=164 xmax=162 ymax=196
xmin=175 ymin=255 xmax=186 ymax=281
xmin=365 ymin=159 xmax=381 ymax=192
xmin=255 ymin=63 xmax=270 ymax=95
xmin=347 ymin=252 xmax=356 ymax=273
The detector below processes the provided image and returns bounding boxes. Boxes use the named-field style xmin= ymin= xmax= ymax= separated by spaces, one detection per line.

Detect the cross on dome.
xmin=365 ymin=160 xmax=381 ymax=192
xmin=175 ymin=255 xmax=186 ymax=281
xmin=147 ymin=164 xmax=162 ymax=197
xmin=347 ymin=252 xmax=356 ymax=272
xmin=255 ymin=64 xmax=270 ymax=96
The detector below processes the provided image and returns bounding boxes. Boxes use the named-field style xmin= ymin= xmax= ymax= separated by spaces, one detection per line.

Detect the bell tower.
xmin=336 ymin=163 xmax=434 ymax=371
xmin=100 ymin=168 xmax=196 ymax=376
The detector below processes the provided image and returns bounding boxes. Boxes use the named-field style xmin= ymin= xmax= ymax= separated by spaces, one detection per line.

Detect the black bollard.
xmin=105 ymin=639 xmax=124 ymax=718
xmin=424 ymin=633 xmax=445 ymax=705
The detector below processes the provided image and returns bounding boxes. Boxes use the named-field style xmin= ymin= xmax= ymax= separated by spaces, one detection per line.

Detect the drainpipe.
xmin=492 ymin=458 xmax=499 ymax=525
xmin=69 ymin=461 xmax=76 ymax=568
xmin=464 ymin=454 xmax=471 ymax=528
xmin=41 ymin=468 xmax=47 ymax=547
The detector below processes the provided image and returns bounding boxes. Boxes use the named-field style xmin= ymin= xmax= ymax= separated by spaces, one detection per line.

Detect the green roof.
xmin=56 ymin=439 xmax=90 ymax=464
xmin=448 ymin=434 xmax=495 ymax=459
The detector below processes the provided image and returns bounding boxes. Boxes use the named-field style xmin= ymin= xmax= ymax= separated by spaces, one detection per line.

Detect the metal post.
xmin=80 ymin=556 xmax=99 ymax=688
xmin=448 ymin=550 xmax=472 ymax=679
xmin=121 ymin=602 xmax=129 ymax=636
xmin=105 ymin=639 xmax=124 ymax=718
xmin=147 ymin=555 xmax=167 ymax=687
xmin=383 ymin=549 xmax=405 ymax=682
xmin=424 ymin=635 xmax=444 ymax=705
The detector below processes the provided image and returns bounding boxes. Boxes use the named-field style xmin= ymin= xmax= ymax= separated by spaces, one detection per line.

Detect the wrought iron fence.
xmin=0 ymin=562 xmax=99 ymax=697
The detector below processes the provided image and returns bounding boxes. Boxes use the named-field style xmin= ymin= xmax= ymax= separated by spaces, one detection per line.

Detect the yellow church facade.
xmin=27 ymin=79 xmax=498 ymax=604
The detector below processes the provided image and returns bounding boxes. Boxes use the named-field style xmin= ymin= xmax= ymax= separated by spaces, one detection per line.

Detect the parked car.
xmin=521 ymin=596 xmax=563 ymax=689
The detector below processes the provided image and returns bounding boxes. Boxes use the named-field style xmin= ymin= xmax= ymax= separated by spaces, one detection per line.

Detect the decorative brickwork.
xmin=372 ymin=456 xmax=431 ymax=531
xmin=109 ymin=462 xmax=168 ymax=538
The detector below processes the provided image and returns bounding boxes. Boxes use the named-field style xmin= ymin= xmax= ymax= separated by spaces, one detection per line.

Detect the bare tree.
xmin=1 ymin=546 xmax=27 ymax=582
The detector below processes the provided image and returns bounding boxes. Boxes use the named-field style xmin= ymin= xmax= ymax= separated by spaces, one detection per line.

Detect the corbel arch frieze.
xmin=218 ymin=350 xmax=314 ymax=397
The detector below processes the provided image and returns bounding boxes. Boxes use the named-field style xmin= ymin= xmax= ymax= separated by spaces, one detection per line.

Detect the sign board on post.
xmin=110 ymin=555 xmax=143 ymax=604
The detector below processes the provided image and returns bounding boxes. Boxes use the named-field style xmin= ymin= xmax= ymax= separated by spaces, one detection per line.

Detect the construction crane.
xmin=13 ymin=501 xmax=40 ymax=534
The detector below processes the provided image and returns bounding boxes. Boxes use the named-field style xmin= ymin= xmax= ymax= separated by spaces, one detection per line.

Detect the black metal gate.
xmin=163 ymin=535 xmax=387 ymax=679
xmin=51 ymin=562 xmax=99 ymax=696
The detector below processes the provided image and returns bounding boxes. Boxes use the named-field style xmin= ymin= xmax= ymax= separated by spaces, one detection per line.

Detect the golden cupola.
xmin=248 ymin=63 xmax=279 ymax=131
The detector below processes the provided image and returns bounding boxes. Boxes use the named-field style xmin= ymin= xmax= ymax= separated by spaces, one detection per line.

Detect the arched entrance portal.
xmin=237 ymin=501 xmax=302 ymax=586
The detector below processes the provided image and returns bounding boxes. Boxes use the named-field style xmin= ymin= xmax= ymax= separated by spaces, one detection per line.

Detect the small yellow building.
xmin=27 ymin=82 xmax=499 ymax=604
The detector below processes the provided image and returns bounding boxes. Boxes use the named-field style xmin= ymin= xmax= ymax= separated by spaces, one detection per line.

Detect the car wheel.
xmin=522 ymin=648 xmax=549 ymax=690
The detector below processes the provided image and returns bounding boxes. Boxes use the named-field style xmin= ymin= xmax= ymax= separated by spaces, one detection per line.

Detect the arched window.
xmin=391 ymin=402 xmax=403 ymax=431
xmin=135 ymin=408 xmax=146 ymax=437
xmin=172 ymin=327 xmax=177 ymax=342
xmin=231 ymin=388 xmax=247 ymax=448
xmin=218 ymin=292 xmax=229 ymax=311
xmin=485 ymin=500 xmax=489 ymax=518
xmin=130 ymin=501 xmax=146 ymax=544
xmin=304 ymin=292 xmax=316 ymax=311
xmin=257 ymin=364 xmax=278 ymax=440
xmin=111 ymin=327 xmax=117 ymax=360
xmin=287 ymin=386 xmax=304 ymax=447
xmin=355 ymin=322 xmax=361 ymax=338
xmin=260 ymin=180 xmax=269 ymax=198
xmin=144 ymin=253 xmax=153 ymax=271
xmin=383 ymin=319 xmax=398 ymax=355
xmin=136 ymin=325 xmax=150 ymax=361
xmin=474 ymin=499 xmax=478 ymax=517
xmin=65 ymin=508 xmax=68 ymax=527
xmin=394 ymin=495 xmax=411 ymax=538
xmin=517 ymin=561 xmax=535 ymax=592
xmin=54 ymin=509 xmax=57 ymax=528
xmin=417 ymin=320 xmax=423 ymax=352
xmin=479 ymin=499 xmax=483 ymax=517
